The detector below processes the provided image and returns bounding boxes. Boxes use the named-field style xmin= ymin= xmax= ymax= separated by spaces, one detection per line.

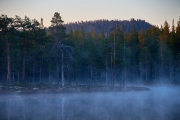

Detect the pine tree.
xmin=0 ymin=15 xmax=13 ymax=88
xmin=175 ymin=17 xmax=180 ymax=80
xmin=158 ymin=21 xmax=170 ymax=81
xmin=49 ymin=12 xmax=66 ymax=43
xmin=49 ymin=12 xmax=74 ymax=86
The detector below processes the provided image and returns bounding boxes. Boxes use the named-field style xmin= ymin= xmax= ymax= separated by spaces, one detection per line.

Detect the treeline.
xmin=0 ymin=12 xmax=180 ymax=87
xmin=65 ymin=19 xmax=152 ymax=35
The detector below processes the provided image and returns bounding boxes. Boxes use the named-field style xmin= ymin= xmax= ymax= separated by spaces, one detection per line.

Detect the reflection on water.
xmin=0 ymin=86 xmax=180 ymax=120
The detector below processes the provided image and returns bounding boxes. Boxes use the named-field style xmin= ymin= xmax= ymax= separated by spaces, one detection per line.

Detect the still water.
xmin=0 ymin=86 xmax=180 ymax=120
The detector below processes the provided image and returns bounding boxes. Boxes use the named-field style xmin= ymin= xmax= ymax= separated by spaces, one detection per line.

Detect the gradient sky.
xmin=0 ymin=0 xmax=180 ymax=27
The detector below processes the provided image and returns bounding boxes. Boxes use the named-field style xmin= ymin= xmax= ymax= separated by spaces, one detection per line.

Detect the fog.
xmin=0 ymin=86 xmax=180 ymax=120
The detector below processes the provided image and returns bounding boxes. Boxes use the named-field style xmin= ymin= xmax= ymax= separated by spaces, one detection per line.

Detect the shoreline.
xmin=0 ymin=84 xmax=150 ymax=95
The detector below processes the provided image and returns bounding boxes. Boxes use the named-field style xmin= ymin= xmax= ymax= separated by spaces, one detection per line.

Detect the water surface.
xmin=0 ymin=86 xmax=180 ymax=120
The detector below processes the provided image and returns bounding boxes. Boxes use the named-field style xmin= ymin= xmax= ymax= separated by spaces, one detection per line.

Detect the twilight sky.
xmin=0 ymin=0 xmax=180 ymax=27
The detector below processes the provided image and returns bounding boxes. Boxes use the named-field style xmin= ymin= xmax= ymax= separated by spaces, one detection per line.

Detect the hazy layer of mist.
xmin=0 ymin=86 xmax=180 ymax=120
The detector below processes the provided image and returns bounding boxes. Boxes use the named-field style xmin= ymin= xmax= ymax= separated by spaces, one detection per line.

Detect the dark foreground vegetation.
xmin=0 ymin=12 xmax=180 ymax=89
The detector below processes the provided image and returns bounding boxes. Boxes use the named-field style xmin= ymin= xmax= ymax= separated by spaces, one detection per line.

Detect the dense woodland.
xmin=65 ymin=19 xmax=152 ymax=34
xmin=0 ymin=12 xmax=180 ymax=87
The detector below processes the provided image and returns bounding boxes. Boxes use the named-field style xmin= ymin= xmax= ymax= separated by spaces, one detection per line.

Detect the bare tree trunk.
xmin=61 ymin=50 xmax=64 ymax=87
xmin=32 ymin=60 xmax=35 ymax=84
xmin=111 ymin=48 xmax=114 ymax=87
xmin=160 ymin=43 xmax=164 ymax=79
xmin=145 ymin=69 xmax=148 ymax=83
xmin=139 ymin=63 xmax=143 ymax=85
xmin=66 ymin=64 xmax=71 ymax=86
xmin=56 ymin=61 xmax=59 ymax=84
xmin=6 ymin=40 xmax=10 ymax=89
xmin=17 ymin=70 xmax=20 ymax=83
xmin=123 ymin=40 xmax=126 ymax=87
xmin=48 ymin=71 xmax=51 ymax=83
xmin=40 ymin=66 xmax=42 ymax=83
xmin=12 ymin=71 xmax=14 ymax=83
xmin=105 ymin=55 xmax=108 ymax=86
xmin=22 ymin=38 xmax=28 ymax=84
xmin=169 ymin=55 xmax=173 ymax=83
xmin=110 ymin=35 xmax=116 ymax=88
xmin=123 ymin=67 xmax=127 ymax=87
xmin=90 ymin=52 xmax=92 ymax=86
xmin=22 ymin=51 xmax=26 ymax=84
xmin=76 ymin=67 xmax=78 ymax=86
xmin=29 ymin=64 xmax=32 ymax=83
xmin=170 ymin=66 xmax=173 ymax=83
xmin=113 ymin=37 xmax=116 ymax=87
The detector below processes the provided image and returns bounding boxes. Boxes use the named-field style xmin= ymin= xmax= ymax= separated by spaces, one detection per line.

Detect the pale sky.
xmin=0 ymin=0 xmax=180 ymax=27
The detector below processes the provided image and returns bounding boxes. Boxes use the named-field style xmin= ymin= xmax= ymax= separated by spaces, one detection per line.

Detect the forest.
xmin=0 ymin=12 xmax=180 ymax=88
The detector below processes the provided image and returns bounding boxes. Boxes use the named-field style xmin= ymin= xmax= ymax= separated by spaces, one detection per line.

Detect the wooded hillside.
xmin=1 ymin=13 xmax=180 ymax=87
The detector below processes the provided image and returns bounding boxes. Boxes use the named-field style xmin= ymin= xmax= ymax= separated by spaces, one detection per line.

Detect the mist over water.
xmin=0 ymin=86 xmax=180 ymax=120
